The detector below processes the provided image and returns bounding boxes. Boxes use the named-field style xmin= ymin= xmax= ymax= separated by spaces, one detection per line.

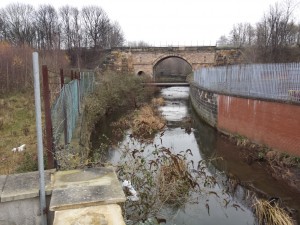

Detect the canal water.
xmin=92 ymin=86 xmax=300 ymax=224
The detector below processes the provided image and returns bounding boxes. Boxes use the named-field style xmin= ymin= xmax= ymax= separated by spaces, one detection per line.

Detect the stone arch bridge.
xmin=104 ymin=46 xmax=242 ymax=78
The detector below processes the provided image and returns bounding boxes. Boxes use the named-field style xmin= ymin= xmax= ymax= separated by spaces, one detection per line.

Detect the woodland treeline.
xmin=217 ymin=1 xmax=300 ymax=63
xmin=0 ymin=3 xmax=125 ymax=94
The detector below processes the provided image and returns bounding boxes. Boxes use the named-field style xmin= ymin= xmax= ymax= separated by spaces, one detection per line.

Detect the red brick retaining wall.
xmin=218 ymin=95 xmax=300 ymax=156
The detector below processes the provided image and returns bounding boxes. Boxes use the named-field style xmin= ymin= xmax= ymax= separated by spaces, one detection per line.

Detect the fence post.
xmin=42 ymin=65 xmax=55 ymax=169
xmin=60 ymin=68 xmax=68 ymax=145
xmin=60 ymin=68 xmax=64 ymax=89
xmin=33 ymin=53 xmax=47 ymax=225
xmin=77 ymin=72 xmax=81 ymax=114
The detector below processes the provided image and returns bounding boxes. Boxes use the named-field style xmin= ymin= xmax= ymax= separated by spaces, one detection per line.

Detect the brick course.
xmin=218 ymin=95 xmax=300 ymax=156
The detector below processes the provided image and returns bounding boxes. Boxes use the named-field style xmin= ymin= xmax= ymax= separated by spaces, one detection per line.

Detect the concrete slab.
xmin=0 ymin=220 xmax=16 ymax=225
xmin=50 ymin=167 xmax=126 ymax=211
xmin=53 ymin=204 xmax=125 ymax=225
xmin=0 ymin=175 xmax=7 ymax=193
xmin=1 ymin=170 xmax=54 ymax=202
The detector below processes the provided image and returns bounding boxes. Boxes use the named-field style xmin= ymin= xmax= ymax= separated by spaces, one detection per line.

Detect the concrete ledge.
xmin=53 ymin=204 xmax=125 ymax=225
xmin=50 ymin=167 xmax=126 ymax=211
xmin=1 ymin=170 xmax=54 ymax=202
xmin=0 ymin=175 xmax=7 ymax=195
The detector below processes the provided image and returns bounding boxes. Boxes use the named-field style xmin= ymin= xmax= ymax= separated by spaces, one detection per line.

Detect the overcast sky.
xmin=0 ymin=0 xmax=298 ymax=46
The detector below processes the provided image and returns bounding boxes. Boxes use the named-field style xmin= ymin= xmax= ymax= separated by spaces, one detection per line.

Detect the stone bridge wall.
xmin=102 ymin=47 xmax=242 ymax=76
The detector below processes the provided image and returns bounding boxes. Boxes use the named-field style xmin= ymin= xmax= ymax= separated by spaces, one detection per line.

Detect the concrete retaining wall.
xmin=190 ymin=82 xmax=300 ymax=156
xmin=190 ymin=83 xmax=218 ymax=127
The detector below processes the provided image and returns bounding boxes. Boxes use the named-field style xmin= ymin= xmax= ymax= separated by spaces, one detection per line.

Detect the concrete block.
xmin=50 ymin=167 xmax=125 ymax=211
xmin=1 ymin=170 xmax=54 ymax=202
xmin=0 ymin=175 xmax=7 ymax=193
xmin=53 ymin=204 xmax=125 ymax=225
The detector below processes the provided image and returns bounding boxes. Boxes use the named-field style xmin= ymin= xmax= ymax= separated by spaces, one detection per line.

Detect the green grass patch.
xmin=0 ymin=90 xmax=38 ymax=174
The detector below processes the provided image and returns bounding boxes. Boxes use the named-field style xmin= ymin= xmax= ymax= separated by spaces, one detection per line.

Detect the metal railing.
xmin=193 ymin=63 xmax=300 ymax=102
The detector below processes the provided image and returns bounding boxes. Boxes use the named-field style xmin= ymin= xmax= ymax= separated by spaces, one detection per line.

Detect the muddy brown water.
xmin=92 ymin=86 xmax=300 ymax=224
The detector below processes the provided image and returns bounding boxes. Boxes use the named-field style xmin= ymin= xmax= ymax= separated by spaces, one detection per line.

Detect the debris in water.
xmin=122 ymin=180 xmax=139 ymax=201
xmin=205 ymin=202 xmax=210 ymax=215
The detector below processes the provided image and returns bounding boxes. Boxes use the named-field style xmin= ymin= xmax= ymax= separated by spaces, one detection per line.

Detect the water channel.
xmin=92 ymin=86 xmax=300 ymax=224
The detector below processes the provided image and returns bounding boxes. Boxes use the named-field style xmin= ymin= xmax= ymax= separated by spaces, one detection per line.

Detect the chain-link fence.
xmin=194 ymin=63 xmax=300 ymax=102
xmin=50 ymin=71 xmax=95 ymax=146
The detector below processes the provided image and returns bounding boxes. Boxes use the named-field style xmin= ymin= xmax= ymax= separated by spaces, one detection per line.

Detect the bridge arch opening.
xmin=137 ymin=71 xmax=146 ymax=76
xmin=153 ymin=56 xmax=192 ymax=82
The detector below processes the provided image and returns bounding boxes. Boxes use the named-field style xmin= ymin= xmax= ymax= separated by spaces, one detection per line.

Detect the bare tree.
xmin=1 ymin=3 xmax=35 ymax=46
xmin=256 ymin=1 xmax=298 ymax=62
xmin=35 ymin=4 xmax=59 ymax=50
xmin=59 ymin=6 xmax=72 ymax=50
xmin=217 ymin=35 xmax=230 ymax=47
xmin=81 ymin=6 xmax=110 ymax=49
xmin=0 ymin=10 xmax=8 ymax=41
xmin=107 ymin=21 xmax=124 ymax=48
xmin=229 ymin=23 xmax=255 ymax=47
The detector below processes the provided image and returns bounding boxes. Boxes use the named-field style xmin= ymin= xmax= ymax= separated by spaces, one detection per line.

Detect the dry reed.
xmin=157 ymin=157 xmax=191 ymax=205
xmin=254 ymin=198 xmax=295 ymax=225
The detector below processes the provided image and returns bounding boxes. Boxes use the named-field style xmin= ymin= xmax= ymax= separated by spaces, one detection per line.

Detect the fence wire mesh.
xmin=194 ymin=63 xmax=300 ymax=102
xmin=51 ymin=71 xmax=95 ymax=146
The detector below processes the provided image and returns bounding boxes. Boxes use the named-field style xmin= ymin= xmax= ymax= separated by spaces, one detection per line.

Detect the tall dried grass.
xmin=151 ymin=97 xmax=165 ymax=107
xmin=157 ymin=157 xmax=191 ymax=205
xmin=254 ymin=198 xmax=295 ymax=225
xmin=131 ymin=105 xmax=165 ymax=138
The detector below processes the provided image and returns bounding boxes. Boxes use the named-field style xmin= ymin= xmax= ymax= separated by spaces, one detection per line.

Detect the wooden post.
xmin=42 ymin=65 xmax=55 ymax=169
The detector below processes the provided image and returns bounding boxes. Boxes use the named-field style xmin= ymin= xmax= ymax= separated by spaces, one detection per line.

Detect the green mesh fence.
xmin=51 ymin=71 xmax=95 ymax=146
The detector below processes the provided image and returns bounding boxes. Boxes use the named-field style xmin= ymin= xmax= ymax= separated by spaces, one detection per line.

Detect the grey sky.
xmin=0 ymin=0 xmax=297 ymax=46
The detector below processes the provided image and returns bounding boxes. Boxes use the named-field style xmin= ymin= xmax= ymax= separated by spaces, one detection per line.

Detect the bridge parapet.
xmin=103 ymin=46 xmax=242 ymax=77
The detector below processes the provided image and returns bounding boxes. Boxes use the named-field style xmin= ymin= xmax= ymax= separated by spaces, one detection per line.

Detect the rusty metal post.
xmin=42 ymin=65 xmax=55 ymax=169
xmin=60 ymin=68 xmax=64 ymax=89
xmin=77 ymin=72 xmax=81 ymax=114
xmin=60 ymin=68 xmax=68 ymax=145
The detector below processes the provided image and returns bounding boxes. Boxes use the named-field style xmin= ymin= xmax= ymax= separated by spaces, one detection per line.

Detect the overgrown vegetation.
xmin=53 ymin=72 xmax=158 ymax=169
xmin=117 ymin=143 xmax=217 ymax=224
xmin=254 ymin=198 xmax=295 ymax=225
xmin=0 ymin=42 xmax=71 ymax=94
xmin=111 ymin=103 xmax=165 ymax=141
xmin=84 ymin=71 xmax=154 ymax=130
